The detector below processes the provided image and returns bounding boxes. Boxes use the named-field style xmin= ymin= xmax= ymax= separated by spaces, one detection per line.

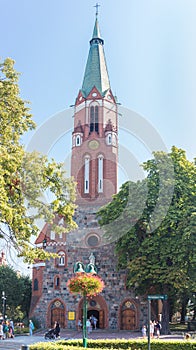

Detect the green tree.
xmin=0 ymin=58 xmax=77 ymax=262
xmin=0 ymin=265 xmax=31 ymax=320
xmin=98 ymin=147 xmax=196 ymax=334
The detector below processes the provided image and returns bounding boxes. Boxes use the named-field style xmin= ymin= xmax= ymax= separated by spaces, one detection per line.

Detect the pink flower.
xmin=67 ymin=272 xmax=105 ymax=296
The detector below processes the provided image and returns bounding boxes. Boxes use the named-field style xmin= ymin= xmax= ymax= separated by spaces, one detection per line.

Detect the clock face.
xmin=88 ymin=140 xmax=100 ymax=150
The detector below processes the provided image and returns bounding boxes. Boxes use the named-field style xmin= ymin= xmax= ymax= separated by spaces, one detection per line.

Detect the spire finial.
xmin=94 ymin=2 xmax=100 ymax=18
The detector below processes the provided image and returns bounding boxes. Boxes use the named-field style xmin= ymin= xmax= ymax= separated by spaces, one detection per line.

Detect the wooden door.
xmin=99 ymin=310 xmax=104 ymax=329
xmin=51 ymin=307 xmax=65 ymax=328
xmin=121 ymin=309 xmax=136 ymax=330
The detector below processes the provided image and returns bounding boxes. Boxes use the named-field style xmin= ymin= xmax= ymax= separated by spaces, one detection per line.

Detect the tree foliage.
xmin=0 ymin=265 xmax=31 ymax=320
xmin=98 ymin=147 xmax=196 ymax=332
xmin=0 ymin=58 xmax=77 ymax=262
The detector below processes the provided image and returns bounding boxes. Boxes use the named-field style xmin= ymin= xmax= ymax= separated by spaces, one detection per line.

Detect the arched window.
xmin=76 ymin=135 xmax=81 ymax=146
xmin=54 ymin=276 xmax=60 ymax=289
xmin=90 ymin=106 xmax=99 ymax=133
xmin=56 ymin=251 xmax=66 ymax=267
xmin=34 ymin=278 xmax=39 ymax=291
xmin=108 ymin=133 xmax=112 ymax=144
xmin=50 ymin=231 xmax=55 ymax=240
xmin=98 ymin=155 xmax=104 ymax=193
xmin=84 ymin=155 xmax=90 ymax=193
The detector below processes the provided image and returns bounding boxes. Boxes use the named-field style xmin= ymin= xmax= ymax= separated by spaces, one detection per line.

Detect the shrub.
xmin=30 ymin=338 xmax=196 ymax=350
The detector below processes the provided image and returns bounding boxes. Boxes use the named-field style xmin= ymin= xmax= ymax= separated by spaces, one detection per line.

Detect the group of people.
xmin=141 ymin=320 xmax=162 ymax=339
xmin=0 ymin=320 xmax=14 ymax=340
xmin=77 ymin=315 xmax=98 ymax=333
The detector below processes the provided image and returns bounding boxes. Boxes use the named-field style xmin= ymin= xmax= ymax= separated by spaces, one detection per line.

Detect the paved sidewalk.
xmin=0 ymin=329 xmax=186 ymax=350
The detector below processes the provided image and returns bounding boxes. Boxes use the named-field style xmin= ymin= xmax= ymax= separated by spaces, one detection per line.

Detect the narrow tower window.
xmin=90 ymin=106 xmax=99 ymax=133
xmin=76 ymin=135 xmax=81 ymax=146
xmin=84 ymin=156 xmax=90 ymax=193
xmin=95 ymin=106 xmax=99 ymax=132
xmin=108 ymin=133 xmax=112 ymax=144
xmin=98 ymin=155 xmax=104 ymax=193
xmin=33 ymin=278 xmax=39 ymax=291
xmin=54 ymin=276 xmax=60 ymax=289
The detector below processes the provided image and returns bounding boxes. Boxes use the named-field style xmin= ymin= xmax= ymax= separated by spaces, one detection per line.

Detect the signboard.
xmin=148 ymin=294 xmax=168 ymax=300
xmin=68 ymin=311 xmax=75 ymax=320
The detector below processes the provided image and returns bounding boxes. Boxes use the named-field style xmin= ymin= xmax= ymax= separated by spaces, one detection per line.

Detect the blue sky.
xmin=1 ymin=0 xmax=196 ymax=273
xmin=1 ymin=0 xmax=196 ymax=162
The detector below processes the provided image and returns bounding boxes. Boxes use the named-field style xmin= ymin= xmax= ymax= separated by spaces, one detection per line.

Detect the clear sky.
xmin=1 ymin=0 xmax=196 ymax=162
xmin=1 ymin=0 xmax=196 ymax=274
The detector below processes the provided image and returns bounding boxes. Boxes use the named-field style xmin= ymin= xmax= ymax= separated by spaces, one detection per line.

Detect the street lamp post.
xmin=73 ymin=259 xmax=97 ymax=348
xmin=2 ymin=291 xmax=6 ymax=321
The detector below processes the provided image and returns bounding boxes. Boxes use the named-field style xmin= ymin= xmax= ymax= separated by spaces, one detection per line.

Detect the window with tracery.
xmin=90 ymin=106 xmax=99 ymax=133
xmin=56 ymin=251 xmax=66 ymax=267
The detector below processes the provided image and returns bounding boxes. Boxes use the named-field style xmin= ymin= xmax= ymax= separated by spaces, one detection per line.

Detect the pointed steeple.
xmin=81 ymin=16 xmax=110 ymax=97
xmin=92 ymin=17 xmax=101 ymax=39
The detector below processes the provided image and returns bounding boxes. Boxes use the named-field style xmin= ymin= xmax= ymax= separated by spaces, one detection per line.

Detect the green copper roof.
xmin=81 ymin=18 xmax=110 ymax=97
xmin=92 ymin=17 xmax=101 ymax=39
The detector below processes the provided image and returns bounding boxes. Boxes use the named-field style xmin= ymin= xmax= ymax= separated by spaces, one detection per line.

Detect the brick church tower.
xmin=71 ymin=15 xmax=118 ymax=207
xmin=30 ymin=12 xmax=147 ymax=331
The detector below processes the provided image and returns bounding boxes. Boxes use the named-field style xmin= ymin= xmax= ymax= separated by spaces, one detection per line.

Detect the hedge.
xmin=30 ymin=338 xmax=196 ymax=350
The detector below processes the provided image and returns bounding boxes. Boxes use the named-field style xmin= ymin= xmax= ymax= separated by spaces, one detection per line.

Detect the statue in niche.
xmin=89 ymin=252 xmax=95 ymax=265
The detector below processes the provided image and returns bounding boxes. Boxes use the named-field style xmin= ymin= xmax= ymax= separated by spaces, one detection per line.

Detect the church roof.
xmin=81 ymin=17 xmax=110 ymax=97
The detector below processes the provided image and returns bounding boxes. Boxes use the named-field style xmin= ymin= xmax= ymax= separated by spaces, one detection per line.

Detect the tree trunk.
xmin=161 ymin=300 xmax=170 ymax=334
xmin=180 ymin=297 xmax=189 ymax=324
xmin=192 ymin=304 xmax=196 ymax=321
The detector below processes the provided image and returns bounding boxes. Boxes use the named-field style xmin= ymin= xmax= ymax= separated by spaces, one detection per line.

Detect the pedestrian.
xmin=9 ymin=320 xmax=14 ymax=335
xmin=155 ymin=320 xmax=161 ymax=338
xmin=86 ymin=319 xmax=91 ymax=334
xmin=141 ymin=324 xmax=147 ymax=338
xmin=149 ymin=320 xmax=154 ymax=338
xmin=77 ymin=319 xmax=82 ymax=331
xmin=91 ymin=315 xmax=98 ymax=330
xmin=8 ymin=321 xmax=14 ymax=338
xmin=29 ymin=320 xmax=34 ymax=336
xmin=0 ymin=322 xmax=3 ymax=340
xmin=54 ymin=321 xmax=60 ymax=338
xmin=3 ymin=321 xmax=9 ymax=339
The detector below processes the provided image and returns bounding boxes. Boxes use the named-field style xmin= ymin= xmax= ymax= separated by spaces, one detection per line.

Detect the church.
xmin=29 ymin=11 xmax=148 ymax=330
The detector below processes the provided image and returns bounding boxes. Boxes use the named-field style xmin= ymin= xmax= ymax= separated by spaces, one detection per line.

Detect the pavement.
xmin=0 ymin=329 xmax=188 ymax=350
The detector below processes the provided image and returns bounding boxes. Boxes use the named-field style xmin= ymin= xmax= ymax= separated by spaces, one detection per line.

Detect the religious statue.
xmin=89 ymin=253 xmax=95 ymax=265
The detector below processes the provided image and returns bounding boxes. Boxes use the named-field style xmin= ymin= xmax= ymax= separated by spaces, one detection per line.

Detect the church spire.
xmin=81 ymin=13 xmax=110 ymax=97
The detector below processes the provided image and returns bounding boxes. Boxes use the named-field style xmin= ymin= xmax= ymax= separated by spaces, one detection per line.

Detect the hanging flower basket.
xmin=67 ymin=272 xmax=104 ymax=297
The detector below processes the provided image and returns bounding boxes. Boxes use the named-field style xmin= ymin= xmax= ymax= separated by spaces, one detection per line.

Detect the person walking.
xmin=149 ymin=320 xmax=154 ymax=338
xmin=155 ymin=320 xmax=161 ymax=338
xmin=77 ymin=319 xmax=82 ymax=331
xmin=29 ymin=320 xmax=34 ymax=336
xmin=54 ymin=321 xmax=60 ymax=338
xmin=0 ymin=322 xmax=3 ymax=340
xmin=86 ymin=319 xmax=91 ymax=334
xmin=141 ymin=324 xmax=147 ymax=338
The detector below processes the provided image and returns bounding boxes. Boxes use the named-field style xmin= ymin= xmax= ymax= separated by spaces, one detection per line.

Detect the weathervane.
xmin=94 ymin=2 xmax=100 ymax=17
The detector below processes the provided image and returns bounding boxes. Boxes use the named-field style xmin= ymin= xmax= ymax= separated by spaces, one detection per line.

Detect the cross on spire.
xmin=94 ymin=2 xmax=100 ymax=17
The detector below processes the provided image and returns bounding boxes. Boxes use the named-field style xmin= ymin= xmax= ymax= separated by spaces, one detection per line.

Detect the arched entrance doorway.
xmin=78 ymin=295 xmax=108 ymax=329
xmin=120 ymin=300 xmax=137 ymax=330
xmin=87 ymin=309 xmax=99 ymax=329
xmin=50 ymin=300 xmax=66 ymax=328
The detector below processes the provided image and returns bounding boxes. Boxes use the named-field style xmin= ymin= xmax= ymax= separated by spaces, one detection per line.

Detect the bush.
xmin=30 ymin=338 xmax=196 ymax=350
